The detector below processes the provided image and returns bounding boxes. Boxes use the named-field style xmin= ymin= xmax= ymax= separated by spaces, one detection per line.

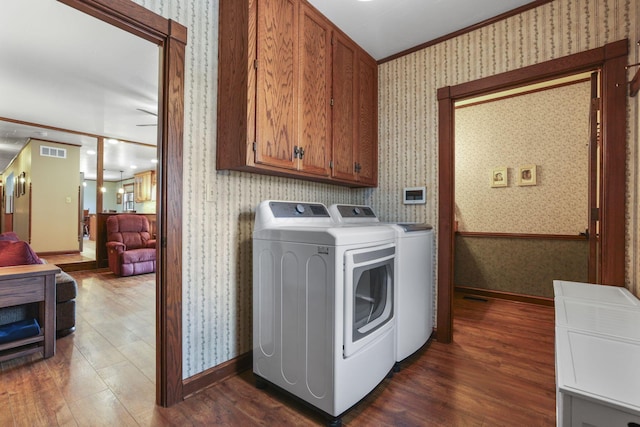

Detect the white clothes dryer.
xmin=329 ymin=204 xmax=434 ymax=363
xmin=252 ymin=201 xmax=397 ymax=424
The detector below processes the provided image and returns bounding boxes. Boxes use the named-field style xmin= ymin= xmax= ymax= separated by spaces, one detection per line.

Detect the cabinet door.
xmin=331 ymin=33 xmax=358 ymax=181
xmin=297 ymin=3 xmax=331 ymax=176
xmin=255 ymin=0 xmax=298 ymax=170
xmin=134 ymin=171 xmax=155 ymax=202
xmin=134 ymin=174 xmax=144 ymax=203
xmin=355 ymin=52 xmax=378 ymax=186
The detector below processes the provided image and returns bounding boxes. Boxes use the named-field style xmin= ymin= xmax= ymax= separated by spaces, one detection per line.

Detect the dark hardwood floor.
xmin=1 ymin=270 xmax=556 ymax=426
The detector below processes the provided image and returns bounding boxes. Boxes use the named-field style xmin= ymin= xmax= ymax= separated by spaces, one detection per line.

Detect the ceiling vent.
xmin=40 ymin=145 xmax=67 ymax=159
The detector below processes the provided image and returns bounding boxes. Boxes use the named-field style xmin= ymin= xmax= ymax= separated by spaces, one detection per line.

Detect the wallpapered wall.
xmin=375 ymin=0 xmax=639 ymax=301
xmin=454 ymin=236 xmax=588 ymax=297
xmin=455 ymin=81 xmax=590 ymax=234
xmin=132 ymin=0 xmax=639 ymax=379
xmin=133 ymin=0 xmax=358 ymax=378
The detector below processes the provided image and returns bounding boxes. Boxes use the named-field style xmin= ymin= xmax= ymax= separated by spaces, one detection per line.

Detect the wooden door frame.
xmin=59 ymin=0 xmax=186 ymax=406
xmin=437 ymin=39 xmax=628 ymax=343
xmin=587 ymin=72 xmax=600 ymax=284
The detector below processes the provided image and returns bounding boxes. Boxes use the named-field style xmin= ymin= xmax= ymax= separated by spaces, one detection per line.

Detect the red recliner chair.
xmin=106 ymin=215 xmax=156 ymax=276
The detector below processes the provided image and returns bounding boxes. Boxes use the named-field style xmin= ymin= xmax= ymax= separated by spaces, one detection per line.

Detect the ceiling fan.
xmin=136 ymin=108 xmax=157 ymax=127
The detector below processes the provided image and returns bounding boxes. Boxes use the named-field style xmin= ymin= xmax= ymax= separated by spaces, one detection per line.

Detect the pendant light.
xmin=118 ymin=171 xmax=124 ymax=194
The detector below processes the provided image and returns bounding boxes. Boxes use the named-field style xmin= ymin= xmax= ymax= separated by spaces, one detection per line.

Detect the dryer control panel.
xmin=255 ymin=201 xmax=333 ymax=233
xmin=269 ymin=201 xmax=330 ymax=218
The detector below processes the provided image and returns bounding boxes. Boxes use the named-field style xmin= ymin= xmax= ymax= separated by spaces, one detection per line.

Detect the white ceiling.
xmin=0 ymin=0 xmax=159 ymax=181
xmin=306 ymin=0 xmax=537 ymax=60
xmin=1 ymin=0 xmax=537 ymax=181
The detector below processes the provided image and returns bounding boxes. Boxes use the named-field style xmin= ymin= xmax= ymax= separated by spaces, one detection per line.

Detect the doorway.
xmin=59 ymin=0 xmax=187 ymax=406
xmin=453 ymin=75 xmax=593 ymax=299
xmin=437 ymin=39 xmax=628 ymax=343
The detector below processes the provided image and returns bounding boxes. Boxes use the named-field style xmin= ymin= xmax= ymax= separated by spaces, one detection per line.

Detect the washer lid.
xmin=556 ymin=326 xmax=640 ymax=415
xmin=395 ymin=223 xmax=433 ymax=232
xmin=553 ymin=280 xmax=639 ymax=307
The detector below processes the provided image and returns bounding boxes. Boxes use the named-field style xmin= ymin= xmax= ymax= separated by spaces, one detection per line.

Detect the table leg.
xmin=43 ymin=273 xmax=56 ymax=358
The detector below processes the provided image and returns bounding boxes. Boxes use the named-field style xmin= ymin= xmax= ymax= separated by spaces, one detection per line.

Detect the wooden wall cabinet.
xmin=354 ymin=53 xmax=378 ymax=186
xmin=134 ymin=170 xmax=155 ymax=203
xmin=253 ymin=0 xmax=299 ymax=172
xmin=217 ymin=0 xmax=377 ymax=187
xmin=331 ymin=33 xmax=378 ymax=186
xmin=296 ymin=2 xmax=332 ymax=177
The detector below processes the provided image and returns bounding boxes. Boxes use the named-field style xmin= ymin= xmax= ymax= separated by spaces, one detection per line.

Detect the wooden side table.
xmin=0 ymin=264 xmax=60 ymax=362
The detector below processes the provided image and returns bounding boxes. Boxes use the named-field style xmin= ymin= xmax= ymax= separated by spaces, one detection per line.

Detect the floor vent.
xmin=40 ymin=145 xmax=67 ymax=159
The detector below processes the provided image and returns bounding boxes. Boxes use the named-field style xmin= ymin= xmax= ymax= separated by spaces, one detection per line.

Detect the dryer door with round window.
xmin=343 ymin=243 xmax=395 ymax=357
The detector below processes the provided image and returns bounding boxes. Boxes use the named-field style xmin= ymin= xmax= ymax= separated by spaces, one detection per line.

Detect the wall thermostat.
xmin=403 ymin=186 xmax=426 ymax=204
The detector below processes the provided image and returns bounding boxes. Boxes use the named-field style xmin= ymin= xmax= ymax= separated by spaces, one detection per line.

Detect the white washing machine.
xmin=253 ymin=201 xmax=397 ymax=424
xmin=329 ymin=204 xmax=434 ymax=363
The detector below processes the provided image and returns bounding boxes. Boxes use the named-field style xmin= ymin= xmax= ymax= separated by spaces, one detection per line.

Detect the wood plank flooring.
xmin=39 ymin=239 xmax=96 ymax=266
xmin=1 ymin=271 xmax=556 ymax=426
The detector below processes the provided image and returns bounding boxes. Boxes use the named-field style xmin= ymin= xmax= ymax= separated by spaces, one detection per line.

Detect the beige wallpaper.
xmin=455 ymin=82 xmax=590 ymax=234
xmin=133 ymin=0 xmax=356 ymax=378
xmin=376 ymin=0 xmax=639 ymax=299
xmin=130 ymin=0 xmax=639 ymax=379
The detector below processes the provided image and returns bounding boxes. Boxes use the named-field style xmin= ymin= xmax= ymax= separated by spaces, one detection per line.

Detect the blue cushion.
xmin=0 ymin=318 xmax=41 ymax=344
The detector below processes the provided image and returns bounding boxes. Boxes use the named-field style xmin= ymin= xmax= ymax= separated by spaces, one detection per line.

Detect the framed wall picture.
xmin=491 ymin=167 xmax=508 ymax=188
xmin=518 ymin=165 xmax=537 ymax=186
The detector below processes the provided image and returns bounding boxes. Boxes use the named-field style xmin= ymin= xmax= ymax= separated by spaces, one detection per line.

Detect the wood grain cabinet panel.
xmin=297 ymin=3 xmax=331 ymax=177
xmin=216 ymin=0 xmax=257 ymax=172
xmin=255 ymin=0 xmax=298 ymax=171
xmin=134 ymin=170 xmax=155 ymax=203
xmin=331 ymin=32 xmax=378 ymax=186
xmin=355 ymin=53 xmax=378 ymax=186
xmin=331 ymin=33 xmax=357 ymax=182
xmin=217 ymin=0 xmax=377 ymax=187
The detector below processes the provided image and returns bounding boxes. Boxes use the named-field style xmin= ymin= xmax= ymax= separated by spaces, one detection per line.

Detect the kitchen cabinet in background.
xmin=134 ymin=170 xmax=155 ymax=203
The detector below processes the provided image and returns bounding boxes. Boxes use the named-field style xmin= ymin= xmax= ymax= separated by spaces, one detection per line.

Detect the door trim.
xmin=437 ymin=39 xmax=629 ymax=343
xmin=59 ymin=0 xmax=187 ymax=406
xmin=587 ymin=71 xmax=600 ymax=283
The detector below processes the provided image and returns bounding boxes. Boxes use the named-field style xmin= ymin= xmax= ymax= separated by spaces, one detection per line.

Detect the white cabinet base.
xmin=554 ymin=280 xmax=640 ymax=427
xmin=560 ymin=393 xmax=640 ymax=427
